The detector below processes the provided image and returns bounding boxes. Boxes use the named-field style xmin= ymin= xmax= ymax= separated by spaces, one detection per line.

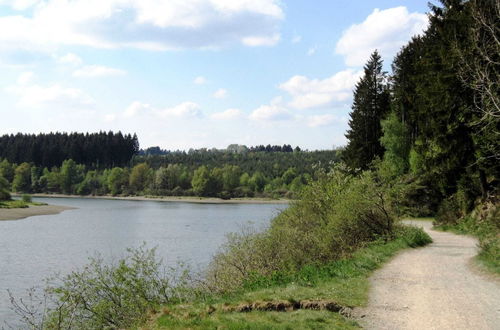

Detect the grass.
xmin=0 ymin=199 xmax=47 ymax=209
xmin=146 ymin=225 xmax=432 ymax=329
xmin=434 ymin=222 xmax=499 ymax=275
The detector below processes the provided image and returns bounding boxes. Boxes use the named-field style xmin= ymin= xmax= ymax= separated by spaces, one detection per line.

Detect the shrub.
xmin=22 ymin=194 xmax=32 ymax=203
xmin=10 ymin=245 xmax=193 ymax=329
xmin=398 ymin=225 xmax=433 ymax=248
xmin=0 ymin=175 xmax=11 ymax=201
xmin=205 ymin=165 xmax=398 ymax=293
xmin=436 ymin=195 xmax=462 ymax=225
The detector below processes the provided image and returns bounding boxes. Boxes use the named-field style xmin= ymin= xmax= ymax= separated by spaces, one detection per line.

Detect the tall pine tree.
xmin=343 ymin=50 xmax=390 ymax=170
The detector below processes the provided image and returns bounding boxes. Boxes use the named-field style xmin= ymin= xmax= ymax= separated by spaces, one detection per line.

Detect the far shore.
xmin=0 ymin=204 xmax=76 ymax=221
xmin=18 ymin=193 xmax=291 ymax=205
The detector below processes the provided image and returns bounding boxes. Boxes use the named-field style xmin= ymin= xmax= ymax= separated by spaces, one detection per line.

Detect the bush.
xmin=22 ymin=194 xmax=32 ymax=203
xmin=0 ymin=175 xmax=10 ymax=201
xmin=398 ymin=225 xmax=433 ymax=248
xmin=205 ymin=165 xmax=398 ymax=293
xmin=436 ymin=195 xmax=462 ymax=225
xmin=10 ymin=245 xmax=193 ymax=329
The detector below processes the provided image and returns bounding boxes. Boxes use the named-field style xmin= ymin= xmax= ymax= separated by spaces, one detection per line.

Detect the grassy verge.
xmin=0 ymin=199 xmax=47 ymax=208
xmin=147 ymin=225 xmax=431 ymax=329
xmin=434 ymin=220 xmax=499 ymax=274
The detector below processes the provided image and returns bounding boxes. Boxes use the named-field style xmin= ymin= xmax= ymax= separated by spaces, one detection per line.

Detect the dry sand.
xmin=0 ymin=204 xmax=75 ymax=221
xmin=356 ymin=220 xmax=500 ymax=330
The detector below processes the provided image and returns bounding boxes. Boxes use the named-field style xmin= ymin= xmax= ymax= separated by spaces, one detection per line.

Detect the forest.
xmin=0 ymin=132 xmax=139 ymax=168
xmin=0 ymin=146 xmax=340 ymax=199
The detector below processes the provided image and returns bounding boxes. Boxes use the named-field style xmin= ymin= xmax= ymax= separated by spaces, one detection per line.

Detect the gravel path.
xmin=357 ymin=220 xmax=500 ymax=330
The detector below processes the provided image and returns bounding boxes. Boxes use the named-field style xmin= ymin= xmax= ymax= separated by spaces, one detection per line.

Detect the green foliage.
xmin=191 ymin=166 xmax=212 ymax=197
xmin=0 ymin=200 xmax=29 ymax=208
xmin=10 ymin=245 xmax=192 ymax=329
xmin=408 ymin=148 xmax=423 ymax=175
xmin=0 ymin=132 xmax=138 ymax=168
xmin=0 ymin=148 xmax=338 ymax=199
xmin=77 ymin=170 xmax=102 ymax=195
xmin=12 ymin=162 xmax=31 ymax=193
xmin=0 ymin=159 xmax=15 ymax=184
xmin=398 ymin=225 xmax=433 ymax=248
xmin=222 ymin=165 xmax=242 ymax=192
xmin=129 ymin=163 xmax=151 ymax=193
xmin=0 ymin=175 xmax=11 ymax=200
xmin=60 ymin=159 xmax=80 ymax=194
xmin=380 ymin=112 xmax=410 ymax=177
xmin=343 ymin=50 xmax=390 ymax=171
xmin=205 ymin=165 xmax=398 ymax=293
xmin=22 ymin=194 xmax=32 ymax=203
xmin=249 ymin=171 xmax=266 ymax=193
xmin=107 ymin=167 xmax=129 ymax=196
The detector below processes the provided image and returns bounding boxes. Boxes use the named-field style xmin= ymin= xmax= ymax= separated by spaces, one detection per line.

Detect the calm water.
xmin=0 ymin=197 xmax=287 ymax=325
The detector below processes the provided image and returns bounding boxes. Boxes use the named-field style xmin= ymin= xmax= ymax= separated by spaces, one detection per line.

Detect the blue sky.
xmin=0 ymin=0 xmax=429 ymax=150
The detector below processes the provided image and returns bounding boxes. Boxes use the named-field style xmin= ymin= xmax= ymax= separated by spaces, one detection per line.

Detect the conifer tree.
xmin=343 ymin=50 xmax=390 ymax=170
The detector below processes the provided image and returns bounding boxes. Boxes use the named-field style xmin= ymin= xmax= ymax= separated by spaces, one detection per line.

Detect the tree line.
xmin=0 ymin=132 xmax=139 ymax=168
xmin=0 ymin=148 xmax=339 ymax=199
xmin=140 ymin=144 xmax=299 ymax=156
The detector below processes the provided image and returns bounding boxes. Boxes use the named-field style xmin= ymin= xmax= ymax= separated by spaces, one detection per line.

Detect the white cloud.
xmin=306 ymin=114 xmax=344 ymax=127
xmin=57 ymin=52 xmax=83 ymax=65
xmin=279 ymin=69 xmax=362 ymax=109
xmin=124 ymin=101 xmax=153 ymax=118
xmin=335 ymin=6 xmax=428 ymax=67
xmin=242 ymin=33 xmax=280 ymax=47
xmin=194 ymin=76 xmax=207 ymax=85
xmin=211 ymin=108 xmax=242 ymax=120
xmin=16 ymin=71 xmax=35 ymax=85
xmin=292 ymin=35 xmax=302 ymax=44
xmin=158 ymin=102 xmax=202 ymax=119
xmin=307 ymin=47 xmax=316 ymax=56
xmin=1 ymin=0 xmax=42 ymax=11
xmin=0 ymin=0 xmax=284 ymax=52
xmin=123 ymin=100 xmax=202 ymax=119
xmin=249 ymin=100 xmax=292 ymax=122
xmin=73 ymin=65 xmax=126 ymax=78
xmin=6 ymin=83 xmax=94 ymax=108
xmin=213 ymin=88 xmax=228 ymax=99
xmin=104 ymin=114 xmax=117 ymax=122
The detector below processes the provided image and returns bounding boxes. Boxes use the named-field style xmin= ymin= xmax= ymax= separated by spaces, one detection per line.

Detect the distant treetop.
xmin=0 ymin=132 xmax=139 ymax=168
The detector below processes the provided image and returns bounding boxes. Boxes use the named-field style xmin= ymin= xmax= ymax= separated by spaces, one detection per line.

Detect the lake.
xmin=0 ymin=197 xmax=288 ymax=325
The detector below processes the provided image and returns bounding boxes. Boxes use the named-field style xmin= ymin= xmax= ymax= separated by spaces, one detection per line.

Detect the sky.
xmin=0 ymin=0 xmax=430 ymax=151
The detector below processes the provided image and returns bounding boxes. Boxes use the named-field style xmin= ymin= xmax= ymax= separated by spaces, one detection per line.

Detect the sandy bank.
xmin=25 ymin=193 xmax=291 ymax=205
xmin=0 ymin=204 xmax=76 ymax=221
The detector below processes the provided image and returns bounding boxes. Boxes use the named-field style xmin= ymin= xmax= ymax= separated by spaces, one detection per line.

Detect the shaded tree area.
xmin=345 ymin=0 xmax=499 ymax=217
xmin=0 ymin=132 xmax=139 ymax=168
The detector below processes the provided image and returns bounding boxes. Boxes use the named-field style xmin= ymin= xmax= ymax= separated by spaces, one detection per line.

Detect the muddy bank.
xmin=0 ymin=204 xmax=75 ymax=221
xmin=24 ymin=193 xmax=290 ymax=205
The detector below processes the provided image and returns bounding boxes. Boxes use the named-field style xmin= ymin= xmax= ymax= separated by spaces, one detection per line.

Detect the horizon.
xmin=0 ymin=1 xmax=429 ymax=150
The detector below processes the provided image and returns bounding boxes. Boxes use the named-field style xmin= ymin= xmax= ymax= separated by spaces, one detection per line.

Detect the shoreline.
xmin=22 ymin=193 xmax=291 ymax=205
xmin=0 ymin=204 xmax=76 ymax=221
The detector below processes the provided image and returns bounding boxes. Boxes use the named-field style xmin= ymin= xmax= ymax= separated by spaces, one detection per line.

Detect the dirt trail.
xmin=357 ymin=220 xmax=500 ymax=330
